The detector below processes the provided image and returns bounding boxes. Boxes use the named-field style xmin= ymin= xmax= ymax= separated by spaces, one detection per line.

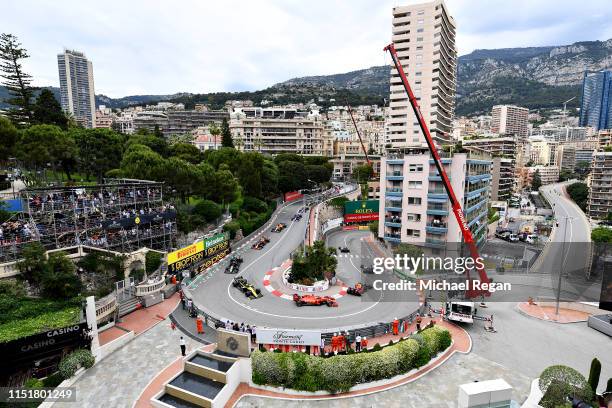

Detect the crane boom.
xmin=383 ymin=43 xmax=491 ymax=298
xmin=346 ymin=103 xmax=371 ymax=167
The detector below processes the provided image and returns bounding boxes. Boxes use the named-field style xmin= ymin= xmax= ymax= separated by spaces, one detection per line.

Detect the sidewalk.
xmin=54 ymin=294 xmax=197 ymax=408
xmin=517 ymin=302 xmax=590 ymax=323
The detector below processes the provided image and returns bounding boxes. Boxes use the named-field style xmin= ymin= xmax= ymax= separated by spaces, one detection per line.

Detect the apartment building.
xmin=491 ymin=105 xmax=529 ymax=138
xmin=57 ymin=49 xmax=96 ymax=128
xmin=555 ymin=145 xmax=576 ymax=172
xmin=462 ymin=136 xmax=519 ymax=200
xmin=529 ymin=138 xmax=558 ymax=166
xmin=588 ymin=152 xmax=612 ymax=219
xmin=378 ymin=148 xmax=491 ymax=252
xmin=579 ymin=70 xmax=612 ymax=131
xmin=598 ymin=129 xmax=612 ymax=149
xmin=229 ymin=107 xmax=332 ymax=156
xmin=387 ymin=0 xmax=457 ymax=148
xmin=330 ymin=156 xmax=381 ymax=181
xmin=132 ymin=110 xmax=227 ymax=136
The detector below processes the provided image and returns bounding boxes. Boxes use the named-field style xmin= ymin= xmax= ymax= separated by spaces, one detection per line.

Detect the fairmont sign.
xmin=256 ymin=328 xmax=321 ymax=346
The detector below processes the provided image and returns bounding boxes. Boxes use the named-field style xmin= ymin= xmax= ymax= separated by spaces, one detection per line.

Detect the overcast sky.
xmin=3 ymin=0 xmax=612 ymax=97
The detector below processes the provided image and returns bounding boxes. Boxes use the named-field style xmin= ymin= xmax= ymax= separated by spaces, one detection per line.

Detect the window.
xmin=416 ymin=45 xmax=423 ymax=50
xmin=417 ymin=10 xmax=425 ymax=15
xmin=408 ymin=180 xmax=423 ymax=188
xmin=406 ymin=229 xmax=421 ymax=237
xmin=417 ymin=28 xmax=424 ymax=33
xmin=409 ymin=164 xmax=423 ymax=172
xmin=407 ymin=213 xmax=421 ymax=222
xmin=416 ymin=54 xmax=423 ymax=59
xmin=416 ymin=37 xmax=423 ymax=42
xmin=417 ymin=18 xmax=424 ymax=23
xmin=407 ymin=197 xmax=422 ymax=205
xmin=415 ymin=71 xmax=422 ymax=76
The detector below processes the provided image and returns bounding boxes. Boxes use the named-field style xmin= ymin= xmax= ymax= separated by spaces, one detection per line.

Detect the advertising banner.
xmin=256 ymin=328 xmax=321 ymax=346
xmin=284 ymin=191 xmax=304 ymax=202
xmin=167 ymin=232 xmax=230 ymax=274
xmin=343 ymin=199 xmax=379 ymax=223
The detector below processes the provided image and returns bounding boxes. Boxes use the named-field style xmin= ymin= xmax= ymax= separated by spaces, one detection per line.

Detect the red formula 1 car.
xmin=251 ymin=236 xmax=270 ymax=250
xmin=293 ymin=293 xmax=338 ymax=307
xmin=346 ymin=283 xmax=365 ymax=296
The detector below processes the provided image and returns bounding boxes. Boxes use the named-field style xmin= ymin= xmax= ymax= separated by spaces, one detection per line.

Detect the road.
xmin=187 ymin=200 xmax=419 ymax=332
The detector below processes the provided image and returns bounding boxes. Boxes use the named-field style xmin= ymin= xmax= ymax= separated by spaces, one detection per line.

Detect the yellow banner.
xmin=358 ymin=226 xmax=370 ymax=231
xmin=168 ymin=241 xmax=204 ymax=265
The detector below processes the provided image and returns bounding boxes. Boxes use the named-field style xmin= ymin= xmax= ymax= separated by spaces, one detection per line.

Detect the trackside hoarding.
xmin=284 ymin=191 xmax=304 ymax=202
xmin=167 ymin=232 xmax=230 ymax=273
xmin=256 ymin=328 xmax=321 ymax=346
xmin=344 ymin=199 xmax=379 ymax=223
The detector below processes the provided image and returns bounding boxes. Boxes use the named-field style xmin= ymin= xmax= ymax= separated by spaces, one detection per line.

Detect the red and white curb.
xmin=263 ymin=268 xmax=348 ymax=300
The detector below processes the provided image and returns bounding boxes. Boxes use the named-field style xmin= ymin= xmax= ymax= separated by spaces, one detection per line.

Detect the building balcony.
xmin=466 ymin=186 xmax=488 ymax=199
xmin=387 ymin=159 xmax=404 ymax=165
xmin=386 ymin=171 xmax=404 ymax=180
xmin=427 ymin=191 xmax=447 ymax=200
xmin=386 ymin=188 xmax=403 ymax=196
xmin=426 ymin=222 xmax=448 ymax=234
xmin=427 ymin=205 xmax=448 ymax=216
xmin=467 ymin=174 xmax=491 ymax=183
xmin=384 ymin=233 xmax=402 ymax=243
xmin=385 ymin=221 xmax=402 ymax=228
xmin=428 ymin=174 xmax=451 ymax=182
xmin=385 ymin=206 xmax=402 ymax=213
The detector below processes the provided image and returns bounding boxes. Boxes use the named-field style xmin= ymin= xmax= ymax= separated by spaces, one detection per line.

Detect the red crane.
xmin=384 ymin=43 xmax=491 ymax=299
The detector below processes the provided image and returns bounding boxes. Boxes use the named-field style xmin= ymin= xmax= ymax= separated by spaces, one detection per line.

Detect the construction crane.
xmin=345 ymin=102 xmax=372 ymax=170
xmin=383 ymin=43 xmax=491 ymax=299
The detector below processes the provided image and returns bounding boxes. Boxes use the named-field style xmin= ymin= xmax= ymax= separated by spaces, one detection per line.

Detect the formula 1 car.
xmin=251 ymin=236 xmax=270 ymax=250
xmin=224 ymin=256 xmax=243 ymax=274
xmin=293 ymin=293 xmax=338 ymax=307
xmin=338 ymin=246 xmax=350 ymax=253
xmin=232 ymin=277 xmax=263 ymax=299
xmin=347 ymin=283 xmax=365 ymax=296
xmin=271 ymin=223 xmax=287 ymax=233
xmin=291 ymin=213 xmax=303 ymax=221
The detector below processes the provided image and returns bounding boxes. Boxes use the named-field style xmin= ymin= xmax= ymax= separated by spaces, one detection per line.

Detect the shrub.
xmin=223 ymin=220 xmax=241 ymax=239
xmin=252 ymin=328 xmax=451 ymax=393
xmin=539 ymin=365 xmax=588 ymax=395
xmin=539 ymin=379 xmax=593 ymax=408
xmin=24 ymin=378 xmax=43 ymax=388
xmin=607 ymin=378 xmax=612 ymax=393
xmin=371 ymin=343 xmax=382 ymax=352
xmin=59 ymin=349 xmax=95 ymax=379
xmin=420 ymin=326 xmax=451 ymax=355
xmin=42 ymin=372 xmax=64 ymax=387
xmin=145 ymin=251 xmax=162 ymax=274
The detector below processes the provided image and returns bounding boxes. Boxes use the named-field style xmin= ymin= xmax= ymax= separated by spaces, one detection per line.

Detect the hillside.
xmin=2 ymin=38 xmax=612 ymax=116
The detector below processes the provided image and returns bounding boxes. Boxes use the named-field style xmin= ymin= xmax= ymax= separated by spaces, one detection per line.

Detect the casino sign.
xmin=343 ymin=199 xmax=379 ymax=223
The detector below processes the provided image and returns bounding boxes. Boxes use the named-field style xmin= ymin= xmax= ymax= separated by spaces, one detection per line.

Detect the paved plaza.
xmin=54 ymin=319 xmax=199 ymax=408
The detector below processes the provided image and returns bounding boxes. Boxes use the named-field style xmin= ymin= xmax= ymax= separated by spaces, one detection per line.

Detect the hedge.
xmin=252 ymin=326 xmax=451 ymax=393
xmin=58 ymin=349 xmax=95 ymax=379
xmin=538 ymin=365 xmax=593 ymax=408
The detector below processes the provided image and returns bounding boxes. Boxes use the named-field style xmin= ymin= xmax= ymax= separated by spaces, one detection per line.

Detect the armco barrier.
xmin=281 ymin=267 xmax=329 ymax=293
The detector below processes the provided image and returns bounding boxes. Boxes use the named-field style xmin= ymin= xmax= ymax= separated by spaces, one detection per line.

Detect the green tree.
xmin=169 ymin=142 xmax=202 ymax=164
xmin=531 ymin=170 xmax=542 ymax=190
xmin=566 ymin=182 xmax=588 ymax=211
xmin=161 ymin=157 xmax=202 ymax=202
xmin=220 ymin=118 xmax=234 ymax=148
xmin=17 ymin=124 xmax=64 ymax=171
xmin=125 ymin=133 xmax=168 ymax=157
xmin=153 ymin=124 xmax=163 ymax=138
xmin=0 ymin=33 xmax=36 ymax=125
xmin=210 ymin=169 xmax=239 ymax=204
xmin=17 ymin=243 xmax=48 ymax=288
xmin=204 ymin=146 xmax=240 ymax=171
xmin=237 ymin=152 xmax=263 ymax=198
xmin=32 ymin=89 xmax=68 ymax=129
xmin=368 ymin=220 xmax=379 ymax=236
xmin=353 ymin=164 xmax=373 ymax=182
xmin=0 ymin=116 xmax=18 ymax=161
xmin=53 ymin=131 xmax=79 ymax=180
xmin=278 ymin=160 xmax=307 ymax=192
xmin=591 ymin=227 xmax=612 ymax=243
xmin=587 ymin=358 xmax=601 ymax=394
xmin=72 ymin=128 xmax=124 ymax=182
xmin=261 ymin=159 xmax=279 ymax=197
xmin=193 ymin=200 xmax=222 ymax=222
xmin=41 ymin=252 xmax=82 ymax=300
xmin=290 ymin=240 xmax=337 ymax=283
xmin=305 ymin=164 xmax=331 ymax=184
xmin=209 ymin=122 xmax=221 ymax=149
xmin=120 ymin=144 xmax=166 ymax=181
xmin=145 ymin=251 xmax=162 ymax=274
xmin=558 ymin=169 xmax=573 ymax=182
xmin=329 ymin=196 xmax=349 ymax=209
xmin=274 ymin=153 xmax=303 ymax=165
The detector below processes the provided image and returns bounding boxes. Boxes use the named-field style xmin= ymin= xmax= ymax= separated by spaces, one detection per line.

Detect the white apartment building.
xmin=387 ymin=0 xmax=457 ymax=148
xmin=528 ymin=137 xmax=558 ymax=166
xmin=588 ymin=151 xmax=612 ymax=219
xmin=229 ymin=107 xmax=332 ymax=156
xmin=379 ymin=148 xmax=491 ymax=251
xmin=57 ymin=49 xmax=96 ymax=128
xmin=491 ymin=105 xmax=529 ymax=138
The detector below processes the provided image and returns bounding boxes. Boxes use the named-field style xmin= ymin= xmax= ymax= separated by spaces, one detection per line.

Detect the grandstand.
xmin=0 ymin=179 xmax=176 ymax=263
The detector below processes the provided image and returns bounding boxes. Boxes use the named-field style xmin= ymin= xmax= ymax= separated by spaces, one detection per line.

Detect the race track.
xmin=187 ymin=200 xmax=419 ymax=331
